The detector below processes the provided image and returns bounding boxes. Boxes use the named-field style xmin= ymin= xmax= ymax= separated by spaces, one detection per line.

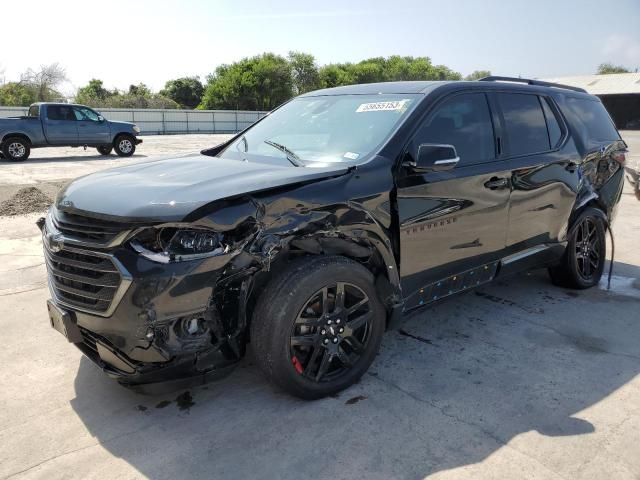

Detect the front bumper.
xmin=134 ymin=137 xmax=143 ymax=145
xmin=40 ymin=214 xmax=246 ymax=391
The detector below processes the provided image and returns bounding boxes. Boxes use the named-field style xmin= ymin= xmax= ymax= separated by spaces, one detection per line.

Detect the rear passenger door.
xmin=396 ymin=91 xmax=511 ymax=306
xmin=496 ymin=92 xmax=579 ymax=254
xmin=43 ymin=105 xmax=79 ymax=145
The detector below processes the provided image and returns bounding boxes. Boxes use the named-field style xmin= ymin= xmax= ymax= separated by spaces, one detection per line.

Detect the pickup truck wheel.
xmin=548 ymin=209 xmax=606 ymax=289
xmin=114 ymin=135 xmax=136 ymax=157
xmin=2 ymin=137 xmax=30 ymax=162
xmin=251 ymin=256 xmax=385 ymax=400
xmin=97 ymin=145 xmax=113 ymax=155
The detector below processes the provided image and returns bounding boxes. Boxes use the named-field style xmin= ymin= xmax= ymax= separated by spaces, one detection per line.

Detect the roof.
xmin=542 ymin=73 xmax=640 ymax=95
xmin=301 ymin=81 xmax=449 ymax=96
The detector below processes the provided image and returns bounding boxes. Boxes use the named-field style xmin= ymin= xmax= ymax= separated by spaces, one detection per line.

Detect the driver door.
xmin=73 ymin=106 xmax=110 ymax=145
xmin=396 ymin=92 xmax=511 ymax=307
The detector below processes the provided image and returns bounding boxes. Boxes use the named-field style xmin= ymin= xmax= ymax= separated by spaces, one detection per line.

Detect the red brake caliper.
xmin=292 ymin=356 xmax=304 ymax=374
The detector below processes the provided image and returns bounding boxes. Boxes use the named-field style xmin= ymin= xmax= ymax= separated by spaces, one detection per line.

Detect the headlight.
xmin=133 ymin=125 xmax=141 ymax=133
xmin=130 ymin=227 xmax=228 ymax=263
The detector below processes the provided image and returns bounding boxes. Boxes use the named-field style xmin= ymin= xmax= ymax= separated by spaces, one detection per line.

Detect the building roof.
xmin=542 ymin=73 xmax=640 ymax=95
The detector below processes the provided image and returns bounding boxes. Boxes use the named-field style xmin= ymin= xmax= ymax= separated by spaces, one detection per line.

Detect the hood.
xmin=56 ymin=153 xmax=350 ymax=221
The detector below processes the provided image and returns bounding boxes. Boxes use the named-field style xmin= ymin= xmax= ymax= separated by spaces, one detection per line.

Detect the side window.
xmin=540 ymin=98 xmax=562 ymax=148
xmin=28 ymin=105 xmax=40 ymax=117
xmin=73 ymin=106 xmax=100 ymax=122
xmin=564 ymin=98 xmax=620 ymax=142
xmin=413 ymin=93 xmax=495 ymax=166
xmin=498 ymin=93 xmax=550 ymax=156
xmin=47 ymin=105 xmax=76 ymax=121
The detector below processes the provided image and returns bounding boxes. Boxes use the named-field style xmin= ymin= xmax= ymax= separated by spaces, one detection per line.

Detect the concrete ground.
xmin=0 ymin=133 xmax=639 ymax=479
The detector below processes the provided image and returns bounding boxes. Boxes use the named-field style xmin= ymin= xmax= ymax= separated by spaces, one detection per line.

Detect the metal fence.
xmin=0 ymin=106 xmax=269 ymax=135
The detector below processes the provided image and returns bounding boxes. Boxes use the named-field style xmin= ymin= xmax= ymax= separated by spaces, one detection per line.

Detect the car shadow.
xmin=70 ymin=266 xmax=640 ymax=479
xmin=2 ymin=153 xmax=148 ymax=164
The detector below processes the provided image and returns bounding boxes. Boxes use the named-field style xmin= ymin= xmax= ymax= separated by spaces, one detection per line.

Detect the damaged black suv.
xmin=39 ymin=77 xmax=627 ymax=399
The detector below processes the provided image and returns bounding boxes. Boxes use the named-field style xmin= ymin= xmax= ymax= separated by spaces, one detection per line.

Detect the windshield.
xmin=219 ymin=94 xmax=420 ymax=166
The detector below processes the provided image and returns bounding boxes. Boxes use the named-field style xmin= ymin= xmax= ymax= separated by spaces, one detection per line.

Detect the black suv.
xmin=39 ymin=77 xmax=627 ymax=399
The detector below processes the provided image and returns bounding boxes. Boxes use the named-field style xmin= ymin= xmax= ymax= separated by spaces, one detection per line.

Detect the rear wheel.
xmin=548 ymin=209 xmax=606 ymax=289
xmin=97 ymin=145 xmax=113 ymax=155
xmin=1 ymin=137 xmax=31 ymax=161
xmin=251 ymin=256 xmax=386 ymax=399
xmin=114 ymin=135 xmax=136 ymax=157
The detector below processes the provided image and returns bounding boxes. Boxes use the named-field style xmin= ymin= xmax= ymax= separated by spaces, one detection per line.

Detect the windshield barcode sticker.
xmin=356 ymin=100 xmax=409 ymax=113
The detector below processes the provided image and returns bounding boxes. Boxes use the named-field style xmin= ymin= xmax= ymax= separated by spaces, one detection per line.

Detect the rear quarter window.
xmin=564 ymin=98 xmax=619 ymax=143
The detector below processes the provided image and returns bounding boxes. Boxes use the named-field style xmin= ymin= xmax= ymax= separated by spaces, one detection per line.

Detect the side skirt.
xmin=402 ymin=243 xmax=565 ymax=313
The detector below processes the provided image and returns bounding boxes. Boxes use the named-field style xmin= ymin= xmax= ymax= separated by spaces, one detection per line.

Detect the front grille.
xmin=44 ymin=245 xmax=123 ymax=314
xmin=52 ymin=209 xmax=129 ymax=244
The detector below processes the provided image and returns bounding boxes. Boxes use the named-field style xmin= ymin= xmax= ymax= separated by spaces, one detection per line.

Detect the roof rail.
xmin=478 ymin=76 xmax=587 ymax=94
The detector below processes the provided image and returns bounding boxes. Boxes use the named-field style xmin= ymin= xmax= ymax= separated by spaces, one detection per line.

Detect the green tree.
xmin=74 ymin=79 xmax=178 ymax=109
xmin=0 ymin=82 xmax=37 ymax=106
xmin=200 ymin=53 xmax=293 ymax=110
xmin=318 ymin=63 xmax=356 ymax=88
xmin=317 ymin=56 xmax=461 ymax=88
xmin=288 ymin=51 xmax=320 ymax=94
xmin=128 ymin=83 xmax=152 ymax=97
xmin=75 ymin=79 xmax=113 ymax=105
xmin=160 ymin=77 xmax=204 ymax=109
xmin=465 ymin=70 xmax=491 ymax=81
xmin=597 ymin=63 xmax=630 ymax=74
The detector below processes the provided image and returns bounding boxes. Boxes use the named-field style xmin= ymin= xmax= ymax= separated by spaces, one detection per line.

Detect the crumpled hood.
xmin=56 ymin=153 xmax=350 ymax=221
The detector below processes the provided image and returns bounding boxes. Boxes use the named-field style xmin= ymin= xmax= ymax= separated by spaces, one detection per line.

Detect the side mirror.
xmin=404 ymin=144 xmax=459 ymax=172
xmin=97 ymin=115 xmax=105 ymax=122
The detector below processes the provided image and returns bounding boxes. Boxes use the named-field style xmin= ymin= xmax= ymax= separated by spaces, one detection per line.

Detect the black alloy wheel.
xmin=251 ymin=255 xmax=386 ymax=399
xmin=573 ymin=217 xmax=601 ymax=282
xmin=290 ymin=282 xmax=373 ymax=382
xmin=548 ymin=208 xmax=606 ymax=289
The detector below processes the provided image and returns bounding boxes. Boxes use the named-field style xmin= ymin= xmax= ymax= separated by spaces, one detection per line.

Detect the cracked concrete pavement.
xmin=0 ymin=133 xmax=639 ymax=479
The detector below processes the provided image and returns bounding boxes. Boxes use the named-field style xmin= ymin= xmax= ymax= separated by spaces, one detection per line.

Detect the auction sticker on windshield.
xmin=356 ymin=99 xmax=410 ymax=113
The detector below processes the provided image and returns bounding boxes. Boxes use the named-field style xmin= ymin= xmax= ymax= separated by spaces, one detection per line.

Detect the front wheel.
xmin=113 ymin=135 xmax=136 ymax=157
xmin=251 ymin=256 xmax=386 ymax=399
xmin=1 ymin=137 xmax=31 ymax=161
xmin=548 ymin=209 xmax=606 ymax=289
xmin=97 ymin=145 xmax=113 ymax=155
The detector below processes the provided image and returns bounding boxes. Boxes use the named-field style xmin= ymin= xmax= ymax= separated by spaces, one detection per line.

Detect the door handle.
xmin=484 ymin=177 xmax=509 ymax=190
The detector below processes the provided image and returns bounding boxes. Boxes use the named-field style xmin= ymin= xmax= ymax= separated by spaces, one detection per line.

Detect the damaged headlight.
xmin=130 ymin=227 xmax=229 ymax=263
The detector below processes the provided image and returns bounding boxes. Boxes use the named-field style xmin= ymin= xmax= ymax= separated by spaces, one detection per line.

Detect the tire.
xmin=1 ymin=136 xmax=31 ymax=161
xmin=251 ymin=255 xmax=386 ymax=400
xmin=548 ymin=208 xmax=606 ymax=289
xmin=97 ymin=145 xmax=113 ymax=155
xmin=113 ymin=135 xmax=136 ymax=157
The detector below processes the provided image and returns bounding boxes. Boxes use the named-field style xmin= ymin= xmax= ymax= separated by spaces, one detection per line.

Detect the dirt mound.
xmin=0 ymin=187 xmax=52 ymax=216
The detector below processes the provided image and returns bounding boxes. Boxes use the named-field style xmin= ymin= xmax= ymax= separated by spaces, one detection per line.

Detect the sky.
xmin=1 ymin=0 xmax=639 ymax=95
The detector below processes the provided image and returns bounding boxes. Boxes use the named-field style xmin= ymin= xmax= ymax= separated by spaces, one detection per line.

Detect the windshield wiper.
xmin=263 ymin=140 xmax=304 ymax=167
